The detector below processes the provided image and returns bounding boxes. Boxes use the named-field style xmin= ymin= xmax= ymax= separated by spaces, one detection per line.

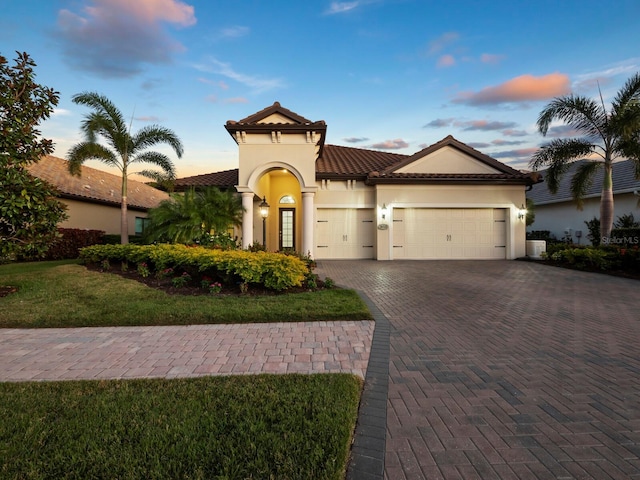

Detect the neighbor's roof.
xmin=527 ymin=159 xmax=640 ymax=205
xmin=28 ymin=155 xmax=169 ymax=210
xmin=174 ymin=169 xmax=239 ymax=190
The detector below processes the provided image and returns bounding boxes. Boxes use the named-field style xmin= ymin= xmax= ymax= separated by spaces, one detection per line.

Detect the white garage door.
xmin=315 ymin=208 xmax=375 ymax=259
xmin=392 ymin=208 xmax=506 ymax=259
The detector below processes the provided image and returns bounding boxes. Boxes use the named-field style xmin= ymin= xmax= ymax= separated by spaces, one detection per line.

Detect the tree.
xmin=530 ymin=73 xmax=640 ymax=240
xmin=144 ymin=187 xmax=244 ymax=246
xmin=68 ymin=92 xmax=184 ymax=244
xmin=0 ymin=52 xmax=67 ymax=260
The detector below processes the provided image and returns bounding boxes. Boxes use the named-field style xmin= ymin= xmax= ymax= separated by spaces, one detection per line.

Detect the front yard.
xmin=0 ymin=259 xmax=372 ymax=479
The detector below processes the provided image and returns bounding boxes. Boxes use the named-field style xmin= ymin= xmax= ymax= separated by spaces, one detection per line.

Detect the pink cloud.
xmin=426 ymin=32 xmax=459 ymax=55
xmin=492 ymin=147 xmax=539 ymax=159
xmin=455 ymin=120 xmax=517 ymax=131
xmin=453 ymin=73 xmax=571 ymax=106
xmin=371 ymin=139 xmax=409 ymax=150
xmin=437 ymin=55 xmax=456 ymax=68
xmin=480 ymin=53 xmax=505 ymax=65
xmin=56 ymin=0 xmax=196 ymax=77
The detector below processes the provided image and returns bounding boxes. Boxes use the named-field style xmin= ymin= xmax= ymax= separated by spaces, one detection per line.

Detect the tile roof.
xmin=27 ymin=155 xmax=169 ymax=210
xmin=232 ymin=101 xmax=315 ymax=125
xmin=316 ymin=144 xmax=408 ymax=177
xmin=527 ymin=159 xmax=640 ymax=205
xmin=174 ymin=169 xmax=239 ymax=190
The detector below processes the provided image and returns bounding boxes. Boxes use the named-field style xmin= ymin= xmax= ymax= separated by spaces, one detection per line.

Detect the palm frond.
xmin=131 ymin=152 xmax=176 ymax=179
xmin=529 ymin=138 xmax=594 ymax=170
xmin=537 ymin=95 xmax=607 ymax=140
xmin=72 ymin=92 xmax=127 ymax=135
xmin=132 ymin=125 xmax=184 ymax=158
xmin=66 ymin=142 xmax=120 ymax=176
xmin=612 ymin=72 xmax=640 ymax=109
xmin=569 ymin=161 xmax=601 ymax=209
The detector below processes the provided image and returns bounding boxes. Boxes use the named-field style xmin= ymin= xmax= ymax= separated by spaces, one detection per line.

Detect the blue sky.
xmin=2 ymin=0 xmax=640 ymax=178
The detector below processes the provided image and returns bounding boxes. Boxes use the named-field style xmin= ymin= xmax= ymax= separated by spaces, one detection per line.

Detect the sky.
xmin=2 ymin=0 xmax=640 ymax=180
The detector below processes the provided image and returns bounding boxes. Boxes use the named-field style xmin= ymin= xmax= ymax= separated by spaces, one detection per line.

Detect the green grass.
xmin=0 ymin=261 xmax=371 ymax=328
xmin=0 ymin=374 xmax=362 ymax=480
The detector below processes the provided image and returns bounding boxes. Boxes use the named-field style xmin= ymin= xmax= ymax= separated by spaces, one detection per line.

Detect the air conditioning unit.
xmin=526 ymin=240 xmax=546 ymax=260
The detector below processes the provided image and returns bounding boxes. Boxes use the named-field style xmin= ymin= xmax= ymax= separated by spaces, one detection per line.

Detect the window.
xmin=279 ymin=195 xmax=295 ymax=204
xmin=135 ymin=217 xmax=150 ymax=236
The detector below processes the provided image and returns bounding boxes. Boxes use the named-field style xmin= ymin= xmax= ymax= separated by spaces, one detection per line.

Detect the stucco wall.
xmin=529 ymin=193 xmax=640 ymax=244
xmin=59 ymin=198 xmax=148 ymax=235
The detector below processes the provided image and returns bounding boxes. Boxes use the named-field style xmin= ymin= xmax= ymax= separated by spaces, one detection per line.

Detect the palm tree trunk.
xmin=599 ymin=162 xmax=614 ymax=242
xmin=121 ymin=170 xmax=129 ymax=245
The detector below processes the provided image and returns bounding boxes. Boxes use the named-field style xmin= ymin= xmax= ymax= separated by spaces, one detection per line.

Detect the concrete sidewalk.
xmin=0 ymin=321 xmax=374 ymax=382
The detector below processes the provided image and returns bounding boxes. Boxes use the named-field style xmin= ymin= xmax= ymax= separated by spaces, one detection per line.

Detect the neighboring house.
xmin=527 ymin=160 xmax=640 ymax=244
xmin=176 ymin=102 xmax=536 ymax=260
xmin=28 ymin=155 xmax=169 ymax=235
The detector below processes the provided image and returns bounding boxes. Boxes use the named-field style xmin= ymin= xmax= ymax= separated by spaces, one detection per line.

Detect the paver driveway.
xmin=316 ymin=260 xmax=640 ymax=480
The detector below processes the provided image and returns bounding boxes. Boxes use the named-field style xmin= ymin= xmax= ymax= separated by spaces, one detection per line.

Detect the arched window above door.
xmin=279 ymin=195 xmax=295 ymax=204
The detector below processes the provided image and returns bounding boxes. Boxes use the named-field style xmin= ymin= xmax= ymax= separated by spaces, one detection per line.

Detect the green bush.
xmin=549 ymin=246 xmax=612 ymax=270
xmin=607 ymin=227 xmax=640 ymax=247
xmin=79 ymin=244 xmax=308 ymax=291
xmin=44 ymin=228 xmax=105 ymax=260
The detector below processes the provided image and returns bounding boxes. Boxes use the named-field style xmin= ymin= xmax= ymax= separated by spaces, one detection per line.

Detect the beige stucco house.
xmin=176 ymin=102 xmax=536 ymax=260
xmin=28 ymin=156 xmax=169 ymax=235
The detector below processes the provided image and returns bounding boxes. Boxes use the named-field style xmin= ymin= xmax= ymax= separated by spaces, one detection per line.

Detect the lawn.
xmin=0 ymin=260 xmax=372 ymax=328
xmin=0 ymin=374 xmax=362 ymax=480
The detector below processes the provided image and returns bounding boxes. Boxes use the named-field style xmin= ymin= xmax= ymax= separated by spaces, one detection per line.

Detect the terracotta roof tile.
xmin=230 ymin=101 xmax=314 ymax=125
xmin=316 ymin=144 xmax=408 ymax=177
xmin=174 ymin=169 xmax=239 ymax=190
xmin=27 ymin=156 xmax=169 ymax=210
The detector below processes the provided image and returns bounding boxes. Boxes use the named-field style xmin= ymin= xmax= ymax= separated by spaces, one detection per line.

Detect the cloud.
xmin=502 ymin=129 xmax=528 ymax=137
xmin=426 ymin=32 xmax=459 ymax=56
xmin=545 ymin=124 xmax=584 ymax=138
xmin=55 ymin=0 xmax=196 ymax=78
xmin=491 ymin=147 xmax=539 ymax=160
xmin=135 ymin=115 xmax=161 ymax=122
xmin=456 ymin=120 xmax=518 ymax=131
xmin=224 ymin=97 xmax=249 ymax=104
xmin=198 ymin=77 xmax=229 ymax=89
xmin=325 ymin=1 xmax=360 ymax=14
xmin=423 ymin=118 xmax=454 ymax=128
xmin=452 ymin=73 xmax=571 ymax=106
xmin=51 ymin=108 xmax=71 ymax=117
xmin=491 ymin=139 xmax=526 ymax=146
xmin=216 ymin=26 xmax=249 ymax=39
xmin=437 ymin=54 xmax=456 ymax=68
xmin=480 ymin=53 xmax=505 ymax=65
xmin=370 ymin=139 xmax=409 ymax=150
xmin=343 ymin=137 xmax=369 ymax=143
xmin=195 ymin=57 xmax=285 ymax=93
xmin=467 ymin=142 xmax=491 ymax=149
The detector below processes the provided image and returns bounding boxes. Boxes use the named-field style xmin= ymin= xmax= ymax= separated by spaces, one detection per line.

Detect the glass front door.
xmin=279 ymin=208 xmax=295 ymax=250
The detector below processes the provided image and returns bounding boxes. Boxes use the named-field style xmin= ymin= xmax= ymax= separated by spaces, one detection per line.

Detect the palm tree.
xmin=144 ymin=187 xmax=244 ymax=245
xmin=530 ymin=73 xmax=640 ymax=240
xmin=68 ymin=92 xmax=184 ymax=244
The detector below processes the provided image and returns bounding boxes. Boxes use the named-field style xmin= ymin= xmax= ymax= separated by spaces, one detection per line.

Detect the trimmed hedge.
xmin=607 ymin=228 xmax=640 ymax=247
xmin=546 ymin=245 xmax=640 ymax=272
xmin=45 ymin=228 xmax=105 ymax=260
xmin=79 ymin=244 xmax=309 ymax=291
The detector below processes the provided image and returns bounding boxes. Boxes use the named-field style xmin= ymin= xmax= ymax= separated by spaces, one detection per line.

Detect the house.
xmin=527 ymin=159 xmax=640 ymax=244
xmin=28 ymin=156 xmax=169 ymax=235
xmin=176 ymin=102 xmax=536 ymax=260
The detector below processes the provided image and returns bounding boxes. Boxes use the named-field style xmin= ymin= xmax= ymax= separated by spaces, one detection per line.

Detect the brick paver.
xmin=0 ymin=321 xmax=374 ymax=382
xmin=316 ymin=260 xmax=640 ymax=480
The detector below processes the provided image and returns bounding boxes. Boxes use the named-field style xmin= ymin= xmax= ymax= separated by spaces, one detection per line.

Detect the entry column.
xmin=302 ymin=192 xmax=315 ymax=257
xmin=241 ymin=192 xmax=254 ymax=249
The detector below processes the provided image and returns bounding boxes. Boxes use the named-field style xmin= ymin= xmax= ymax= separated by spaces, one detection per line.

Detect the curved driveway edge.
xmin=316 ymin=260 xmax=640 ymax=480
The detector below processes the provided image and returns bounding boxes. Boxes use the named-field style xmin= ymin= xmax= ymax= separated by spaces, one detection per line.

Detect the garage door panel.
xmin=392 ymin=208 xmax=507 ymax=260
xmin=315 ymin=209 xmax=375 ymax=259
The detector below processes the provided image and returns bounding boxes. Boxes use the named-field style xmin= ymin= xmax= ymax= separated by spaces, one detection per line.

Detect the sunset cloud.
xmin=423 ymin=118 xmax=454 ymax=128
xmin=502 ymin=129 xmax=528 ymax=137
xmin=468 ymin=142 xmax=491 ymax=149
xmin=343 ymin=137 xmax=369 ymax=143
xmin=195 ymin=57 xmax=285 ymax=93
xmin=437 ymin=54 xmax=456 ymax=68
xmin=491 ymin=147 xmax=539 ymax=160
xmin=56 ymin=0 xmax=196 ymax=77
xmin=371 ymin=139 xmax=409 ymax=150
xmin=457 ymin=120 xmax=517 ymax=131
xmin=452 ymin=73 xmax=571 ymax=106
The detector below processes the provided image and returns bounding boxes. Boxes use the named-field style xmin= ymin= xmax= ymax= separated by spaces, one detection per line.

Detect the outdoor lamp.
xmin=259 ymin=196 xmax=270 ymax=248
xmin=518 ymin=204 xmax=526 ymax=220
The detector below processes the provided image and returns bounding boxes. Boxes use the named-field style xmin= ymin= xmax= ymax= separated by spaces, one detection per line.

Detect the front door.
xmin=279 ymin=208 xmax=295 ymax=250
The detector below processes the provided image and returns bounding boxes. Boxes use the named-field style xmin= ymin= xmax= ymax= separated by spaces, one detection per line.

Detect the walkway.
xmin=316 ymin=260 xmax=640 ymax=480
xmin=0 ymin=321 xmax=374 ymax=382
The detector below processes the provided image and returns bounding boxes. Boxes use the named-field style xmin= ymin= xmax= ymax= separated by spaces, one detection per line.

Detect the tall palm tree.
xmin=144 ymin=187 xmax=244 ymax=245
xmin=530 ymin=73 xmax=640 ymax=241
xmin=67 ymin=92 xmax=184 ymax=244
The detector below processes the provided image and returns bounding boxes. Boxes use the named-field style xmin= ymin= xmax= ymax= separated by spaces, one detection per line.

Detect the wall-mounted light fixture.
xmin=517 ymin=203 xmax=527 ymax=220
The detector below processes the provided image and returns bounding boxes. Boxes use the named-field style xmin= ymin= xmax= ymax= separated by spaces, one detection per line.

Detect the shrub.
xmin=606 ymin=227 xmax=640 ymax=247
xmin=44 ymin=228 xmax=105 ymax=260
xmin=584 ymin=217 xmax=600 ymax=246
xmin=549 ymin=246 xmax=612 ymax=270
xmin=324 ymin=277 xmax=335 ymax=289
xmin=79 ymin=244 xmax=308 ymax=291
